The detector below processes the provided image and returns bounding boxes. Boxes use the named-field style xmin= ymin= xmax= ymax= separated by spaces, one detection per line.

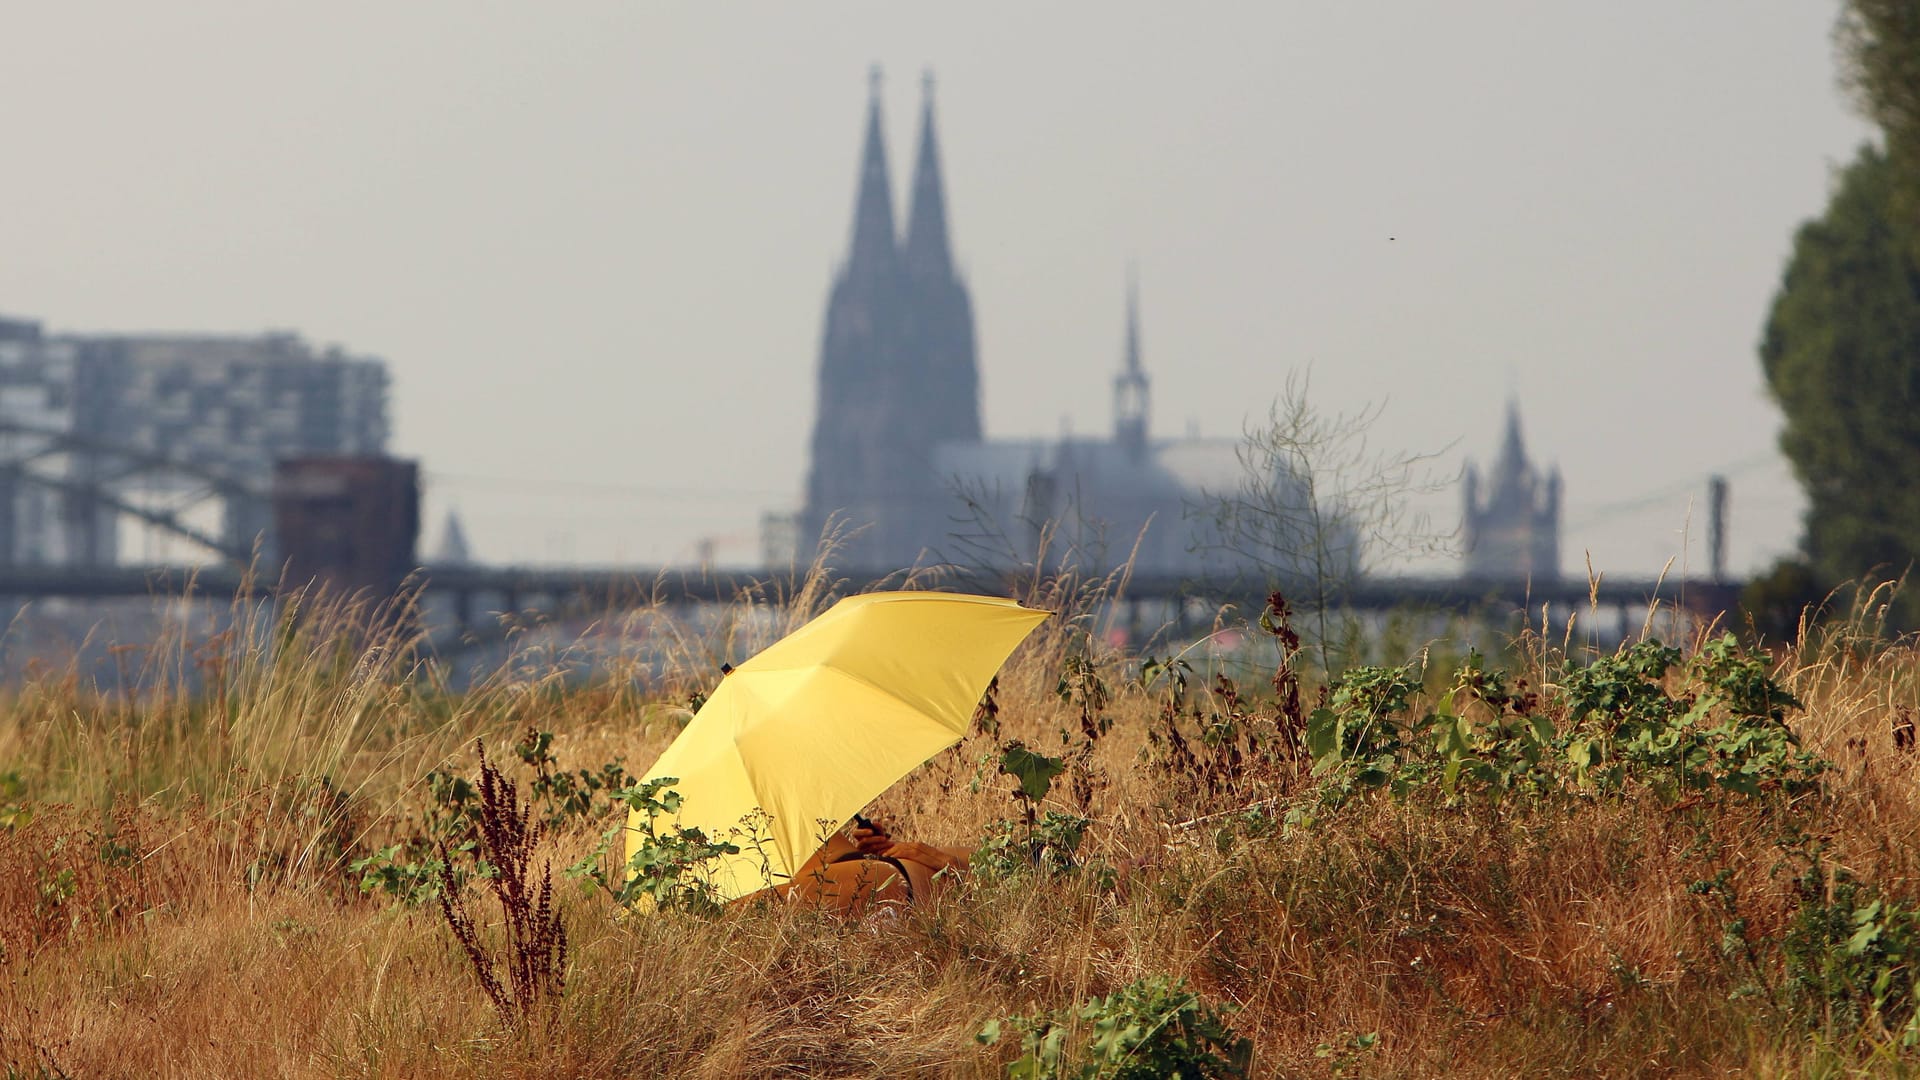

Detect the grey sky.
xmin=0 ymin=3 xmax=1873 ymax=576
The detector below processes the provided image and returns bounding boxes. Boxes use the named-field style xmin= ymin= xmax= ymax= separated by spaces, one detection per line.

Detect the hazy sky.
xmin=0 ymin=3 xmax=1875 ymax=577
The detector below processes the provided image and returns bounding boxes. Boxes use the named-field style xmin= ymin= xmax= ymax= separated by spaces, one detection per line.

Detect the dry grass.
xmin=2 ymin=577 xmax=1919 ymax=1078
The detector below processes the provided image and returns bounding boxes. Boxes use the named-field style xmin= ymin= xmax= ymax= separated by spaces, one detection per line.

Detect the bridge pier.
xmin=223 ymin=494 xmax=275 ymax=569
xmin=58 ymin=486 xmax=116 ymax=566
xmin=0 ymin=470 xmax=16 ymax=568
xmin=0 ymin=471 xmax=17 ymax=651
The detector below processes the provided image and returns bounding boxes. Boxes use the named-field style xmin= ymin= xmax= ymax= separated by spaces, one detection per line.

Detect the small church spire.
xmin=1114 ymin=268 xmax=1150 ymax=458
xmin=435 ymin=509 xmax=474 ymax=566
xmin=1124 ymin=268 xmax=1143 ymax=375
xmin=1463 ymin=397 xmax=1560 ymax=583
xmin=847 ymin=64 xmax=896 ymax=273
xmin=904 ymin=68 xmax=954 ymax=277
xmin=1493 ymin=397 xmax=1527 ymax=491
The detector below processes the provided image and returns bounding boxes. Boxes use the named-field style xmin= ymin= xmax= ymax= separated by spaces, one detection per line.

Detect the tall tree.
xmin=1837 ymin=0 xmax=1920 ymax=255
xmin=1839 ymin=5 xmax=1920 ymax=156
xmin=1760 ymin=144 xmax=1920 ymax=600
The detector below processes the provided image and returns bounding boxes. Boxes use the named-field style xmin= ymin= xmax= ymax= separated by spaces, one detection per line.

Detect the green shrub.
xmin=1307 ymin=655 xmax=1553 ymax=800
xmin=1785 ymin=862 xmax=1920 ymax=1046
xmin=1304 ymin=665 xmax=1421 ymax=790
xmin=567 ymin=776 xmax=741 ymax=916
xmin=974 ymin=811 xmax=1093 ymax=883
xmin=978 ymin=975 xmax=1252 ymax=1079
xmin=1298 ymin=638 xmax=1824 ymax=806
xmin=974 ymin=742 xmax=1107 ymax=885
xmin=514 ymin=728 xmax=632 ymax=831
xmin=1564 ymin=635 xmax=1822 ymax=798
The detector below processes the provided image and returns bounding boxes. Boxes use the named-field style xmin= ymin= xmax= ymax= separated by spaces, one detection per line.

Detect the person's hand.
xmin=850 ymin=821 xmax=892 ymax=854
xmin=877 ymin=840 xmax=938 ymax=865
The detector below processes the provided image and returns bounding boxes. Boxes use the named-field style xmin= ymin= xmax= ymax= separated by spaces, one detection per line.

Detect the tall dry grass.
xmin=1 ymin=573 xmax=1918 ymax=1077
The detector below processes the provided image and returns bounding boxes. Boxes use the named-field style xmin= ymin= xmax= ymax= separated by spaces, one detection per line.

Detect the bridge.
xmin=0 ymin=421 xmax=1745 ymax=654
xmin=0 ymin=417 xmax=271 ymax=566
xmin=407 ymin=565 xmax=1740 ymax=622
xmin=0 ymin=560 xmax=1741 ymax=638
xmin=412 ymin=566 xmax=1741 ymax=658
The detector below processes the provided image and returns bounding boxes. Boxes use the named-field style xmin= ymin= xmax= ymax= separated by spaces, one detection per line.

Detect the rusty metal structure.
xmin=271 ymin=457 xmax=419 ymax=600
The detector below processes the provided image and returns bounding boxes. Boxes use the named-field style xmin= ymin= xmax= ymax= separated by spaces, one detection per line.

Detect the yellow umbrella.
xmin=627 ymin=591 xmax=1049 ymax=901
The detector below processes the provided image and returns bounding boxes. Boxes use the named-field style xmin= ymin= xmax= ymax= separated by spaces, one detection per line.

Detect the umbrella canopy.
xmin=628 ymin=591 xmax=1049 ymax=900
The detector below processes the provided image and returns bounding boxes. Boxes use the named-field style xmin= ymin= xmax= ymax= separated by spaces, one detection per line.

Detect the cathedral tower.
xmin=803 ymin=68 xmax=902 ymax=566
xmin=801 ymin=68 xmax=983 ymax=570
xmin=1462 ymin=401 xmax=1561 ymax=581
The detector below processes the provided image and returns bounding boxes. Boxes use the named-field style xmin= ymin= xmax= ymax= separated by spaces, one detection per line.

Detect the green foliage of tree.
xmin=1760 ymin=144 xmax=1920 ymax=618
xmin=1739 ymin=556 xmax=1827 ymax=645
xmin=1839 ymin=0 xmax=1920 ymax=249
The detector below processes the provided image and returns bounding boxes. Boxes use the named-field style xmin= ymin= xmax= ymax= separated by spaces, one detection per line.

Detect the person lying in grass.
xmin=758 ymin=815 xmax=969 ymax=915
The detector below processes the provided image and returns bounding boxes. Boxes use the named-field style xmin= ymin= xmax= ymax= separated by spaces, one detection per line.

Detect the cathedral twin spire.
xmin=847 ymin=67 xmax=897 ymax=275
xmin=846 ymin=66 xmax=954 ymax=280
xmin=904 ymin=72 xmax=954 ymax=277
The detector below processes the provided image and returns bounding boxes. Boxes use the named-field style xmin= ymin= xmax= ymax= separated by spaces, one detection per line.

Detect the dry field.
xmin=2 ymin=580 xmax=1919 ymax=1078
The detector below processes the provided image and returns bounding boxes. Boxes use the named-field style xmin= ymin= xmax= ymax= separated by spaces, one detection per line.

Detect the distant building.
xmin=435 ymin=509 xmax=474 ymax=566
xmin=797 ymin=70 xmax=1334 ymax=581
xmin=1462 ymin=402 xmax=1560 ymax=582
xmin=88 ymin=332 xmax=388 ymax=473
xmin=0 ymin=314 xmax=389 ymax=564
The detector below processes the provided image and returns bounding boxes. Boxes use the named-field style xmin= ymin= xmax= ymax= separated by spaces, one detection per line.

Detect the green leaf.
xmin=1305 ymin=708 xmax=1339 ymax=762
xmin=1849 ymin=921 xmax=1883 ymax=956
xmin=1000 ymin=744 xmax=1067 ymax=802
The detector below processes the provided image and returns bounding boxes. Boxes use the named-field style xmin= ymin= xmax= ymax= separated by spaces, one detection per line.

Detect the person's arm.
xmin=876 ymin=840 xmax=969 ymax=875
xmin=769 ymin=821 xmax=872 ymax=901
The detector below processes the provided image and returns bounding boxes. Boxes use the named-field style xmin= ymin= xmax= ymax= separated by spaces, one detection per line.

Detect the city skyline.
xmin=0 ymin=4 xmax=1875 ymax=576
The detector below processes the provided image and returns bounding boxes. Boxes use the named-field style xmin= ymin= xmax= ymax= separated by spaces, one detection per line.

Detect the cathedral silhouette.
xmin=797 ymin=68 xmax=1343 ymax=582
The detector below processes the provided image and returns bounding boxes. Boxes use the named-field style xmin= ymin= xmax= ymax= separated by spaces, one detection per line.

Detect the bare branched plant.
xmin=1192 ymin=370 xmax=1457 ymax=670
xmin=436 ymin=739 xmax=567 ymax=1031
